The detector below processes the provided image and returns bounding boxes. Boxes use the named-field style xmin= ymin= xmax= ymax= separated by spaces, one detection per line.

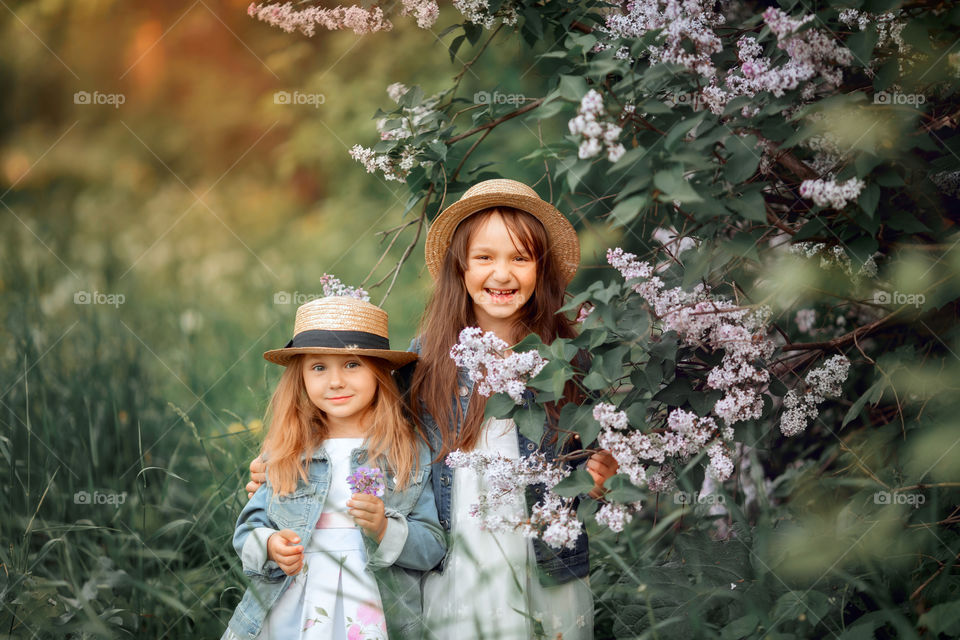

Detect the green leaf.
xmin=609 ymin=194 xmax=648 ymax=227
xmin=859 ymin=182 xmax=880 ymax=217
xmin=842 ymin=379 xmax=885 ymax=428
xmin=725 ymin=187 xmax=767 ymax=222
xmin=514 ymin=405 xmax=546 ymax=443
xmin=653 ymin=377 xmax=693 ymax=405
xmin=846 ymin=28 xmax=878 ymax=65
xmin=483 ymin=393 xmax=516 ymax=420
xmin=552 ymin=469 xmax=595 ymax=497
xmin=557 ymin=75 xmax=588 ymax=102
xmin=723 ymin=134 xmax=761 ymax=183
xmin=654 ymin=168 xmax=703 ymax=203
xmin=720 ymin=614 xmax=759 ymax=639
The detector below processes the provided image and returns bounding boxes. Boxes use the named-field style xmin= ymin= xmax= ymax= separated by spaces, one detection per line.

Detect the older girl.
xmin=409 ymin=178 xmax=616 ymax=639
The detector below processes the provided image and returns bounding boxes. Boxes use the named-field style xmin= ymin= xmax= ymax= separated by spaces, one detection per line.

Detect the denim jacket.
xmin=222 ymin=441 xmax=445 ymax=640
xmin=403 ymin=337 xmax=589 ymax=586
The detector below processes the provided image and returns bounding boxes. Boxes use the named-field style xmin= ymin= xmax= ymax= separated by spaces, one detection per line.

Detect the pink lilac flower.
xmin=607 ymin=247 xmax=775 ymax=427
xmin=449 ymin=327 xmax=548 ymax=403
xmin=347 ymin=467 xmax=385 ymax=496
xmin=248 ymin=2 xmax=392 ymax=36
xmin=319 ymin=274 xmax=369 ymax=301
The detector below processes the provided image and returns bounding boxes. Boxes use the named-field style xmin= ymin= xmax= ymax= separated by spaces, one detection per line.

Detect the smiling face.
xmin=301 ymin=354 xmax=378 ymax=431
xmin=462 ymin=211 xmax=538 ymax=331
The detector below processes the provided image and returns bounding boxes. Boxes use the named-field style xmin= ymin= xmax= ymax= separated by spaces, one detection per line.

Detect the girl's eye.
xmin=345 ymin=361 xmax=361 ymax=369
xmin=312 ymin=364 xmax=325 ymax=372
xmin=473 ymin=255 xmax=490 ymax=261
xmin=514 ymin=255 xmax=530 ymax=262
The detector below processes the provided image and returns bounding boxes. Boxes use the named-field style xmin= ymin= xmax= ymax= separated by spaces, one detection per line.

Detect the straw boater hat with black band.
xmin=424 ymin=178 xmax=581 ymax=285
xmin=263 ymin=296 xmax=417 ymax=369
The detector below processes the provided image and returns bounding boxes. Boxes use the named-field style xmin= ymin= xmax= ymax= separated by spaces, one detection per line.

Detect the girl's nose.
xmin=328 ymin=370 xmax=344 ymax=388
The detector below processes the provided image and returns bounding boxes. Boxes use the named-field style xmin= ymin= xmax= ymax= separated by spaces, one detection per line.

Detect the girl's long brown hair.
xmin=262 ymin=355 xmax=418 ymax=495
xmin=410 ymin=207 xmax=580 ymax=457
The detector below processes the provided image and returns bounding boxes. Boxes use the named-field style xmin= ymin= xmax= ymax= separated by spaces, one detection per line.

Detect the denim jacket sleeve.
xmin=232 ymin=484 xmax=286 ymax=582
xmin=366 ymin=453 xmax=446 ymax=572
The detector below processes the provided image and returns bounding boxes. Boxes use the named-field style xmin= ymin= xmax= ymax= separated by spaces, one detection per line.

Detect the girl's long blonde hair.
xmin=261 ymin=354 xmax=418 ymax=496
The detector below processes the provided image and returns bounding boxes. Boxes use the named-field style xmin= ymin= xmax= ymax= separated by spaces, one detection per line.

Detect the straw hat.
xmin=263 ymin=296 xmax=417 ymax=369
xmin=424 ymin=178 xmax=580 ymax=284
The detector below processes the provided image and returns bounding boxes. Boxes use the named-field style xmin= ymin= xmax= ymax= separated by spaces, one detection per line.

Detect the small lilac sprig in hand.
xmin=347 ymin=467 xmax=385 ymax=497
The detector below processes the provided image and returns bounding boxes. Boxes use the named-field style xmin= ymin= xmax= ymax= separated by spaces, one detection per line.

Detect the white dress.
xmin=258 ymin=438 xmax=388 ymax=640
xmin=422 ymin=419 xmax=594 ymax=640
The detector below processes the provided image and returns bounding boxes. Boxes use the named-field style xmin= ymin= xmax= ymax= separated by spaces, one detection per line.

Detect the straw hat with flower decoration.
xmin=263 ymin=296 xmax=417 ymax=369
xmin=424 ymin=178 xmax=581 ymax=284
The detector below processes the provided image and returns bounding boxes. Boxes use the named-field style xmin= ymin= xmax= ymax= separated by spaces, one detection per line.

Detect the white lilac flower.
xmin=568 ymin=90 xmax=626 ymax=163
xmin=596 ymin=502 xmax=636 ymax=533
xmin=795 ymin=308 xmax=816 ymax=333
xmin=799 ymin=177 xmax=866 ymax=209
xmin=778 ymin=355 xmax=851 ymax=436
xmin=449 ymin=328 xmax=548 ymax=403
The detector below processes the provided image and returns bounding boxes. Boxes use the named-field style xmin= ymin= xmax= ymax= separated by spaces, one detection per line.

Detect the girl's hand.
xmin=586 ymin=450 xmax=619 ymax=499
xmin=267 ymin=529 xmax=303 ymax=576
xmin=246 ymin=455 xmax=267 ymax=499
xmin=347 ymin=494 xmax=387 ymax=543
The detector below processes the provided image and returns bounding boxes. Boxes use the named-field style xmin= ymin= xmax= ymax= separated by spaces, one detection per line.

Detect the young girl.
xmin=409 ymin=178 xmax=618 ymax=639
xmin=223 ymin=295 xmax=445 ymax=640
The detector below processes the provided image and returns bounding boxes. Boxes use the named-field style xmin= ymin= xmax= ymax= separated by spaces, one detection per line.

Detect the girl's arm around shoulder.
xmin=232 ymin=483 xmax=286 ymax=582
xmin=365 ymin=445 xmax=446 ymax=572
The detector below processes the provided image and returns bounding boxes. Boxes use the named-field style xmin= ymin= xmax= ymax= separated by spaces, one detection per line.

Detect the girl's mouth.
xmin=327 ymin=395 xmax=353 ymax=403
xmin=484 ymin=288 xmax=519 ymax=303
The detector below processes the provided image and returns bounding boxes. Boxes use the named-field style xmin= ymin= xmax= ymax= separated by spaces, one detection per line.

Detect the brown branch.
xmin=447 ymin=98 xmax=545 ymax=144
xmin=779 ymin=309 xmax=903 ymax=352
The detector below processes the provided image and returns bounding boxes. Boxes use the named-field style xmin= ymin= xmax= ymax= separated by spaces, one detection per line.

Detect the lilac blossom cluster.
xmin=445 ymin=451 xmax=583 ymax=549
xmin=248 ymin=2 xmax=392 ymax=35
xmin=799 ymin=177 xmax=866 ymax=210
xmin=347 ymin=467 xmax=385 ymax=496
xmin=779 ymin=355 xmax=851 ymax=436
xmin=449 ymin=327 xmax=548 ymax=403
xmin=248 ymin=0 xmax=438 ymax=34
xmin=599 ymin=0 xmax=726 ymax=77
xmin=597 ymin=3 xmax=852 ymax=116
xmin=594 ymin=403 xmax=734 ymax=486
xmin=349 ymin=84 xmax=441 ymax=182
xmin=788 ymin=242 xmax=879 ymax=280
xmin=319 ymin=274 xmax=370 ymax=301
xmin=567 ymin=90 xmax=626 ymax=162
xmin=607 ymin=248 xmax=775 ymax=427
xmin=452 ymin=0 xmax=518 ymax=29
